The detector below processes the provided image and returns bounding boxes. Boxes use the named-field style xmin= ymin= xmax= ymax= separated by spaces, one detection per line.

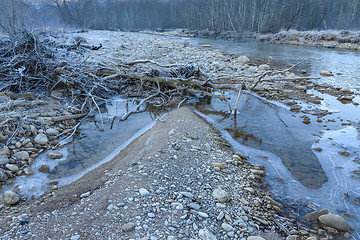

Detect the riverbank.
xmin=146 ymin=29 xmax=360 ymax=52
xmin=0 ymin=30 xmax=358 ymax=239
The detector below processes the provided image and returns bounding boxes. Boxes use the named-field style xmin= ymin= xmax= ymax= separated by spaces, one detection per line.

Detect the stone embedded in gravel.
xmin=139 ymin=188 xmax=150 ymax=196
xmin=46 ymin=128 xmax=59 ymax=136
xmin=244 ymin=187 xmax=255 ymax=194
xmin=180 ymin=191 xmax=194 ymax=198
xmin=0 ymin=155 xmax=9 ymax=165
xmin=34 ymin=133 xmax=49 ymax=145
xmin=198 ymin=212 xmax=209 ymax=218
xmin=306 ymin=237 xmax=316 ymax=240
xmin=14 ymin=151 xmax=30 ymax=160
xmin=285 ymin=236 xmax=298 ymax=240
xmin=211 ymin=162 xmax=226 ymax=169
xmin=247 ymin=237 xmax=265 ymax=240
xmin=6 ymin=164 xmax=19 ymax=172
xmin=212 ymin=188 xmax=230 ymax=202
xmin=221 ymin=223 xmax=234 ymax=232
xmin=188 ymin=203 xmax=201 ymax=210
xmin=319 ymin=214 xmax=351 ymax=232
xmin=198 ymin=229 xmax=217 ymax=240
xmin=70 ymin=235 xmax=80 ymax=240
xmin=0 ymin=190 xmax=20 ymax=205
xmin=305 ymin=208 xmax=328 ymax=222
xmin=122 ymin=222 xmax=135 ymax=232
xmin=217 ymin=211 xmax=225 ymax=221
xmin=38 ymin=164 xmax=50 ymax=173
xmin=80 ymin=191 xmax=91 ymax=198
xmin=47 ymin=152 xmax=63 ymax=159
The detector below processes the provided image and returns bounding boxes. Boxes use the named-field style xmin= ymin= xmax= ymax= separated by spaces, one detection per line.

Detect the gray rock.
xmin=321 ymin=70 xmax=333 ymax=77
xmin=217 ymin=211 xmax=225 ymax=221
xmin=47 ymin=152 xmax=63 ymax=159
xmin=244 ymin=187 xmax=255 ymax=194
xmin=38 ymin=164 xmax=50 ymax=173
xmin=148 ymin=213 xmax=155 ymax=218
xmin=14 ymin=151 xmax=29 ymax=160
xmin=6 ymin=164 xmax=19 ymax=172
xmin=122 ymin=222 xmax=135 ymax=232
xmin=198 ymin=212 xmax=209 ymax=218
xmin=80 ymin=191 xmax=91 ymax=198
xmin=180 ymin=191 xmax=194 ymax=198
xmin=0 ymin=155 xmax=9 ymax=165
xmin=139 ymin=188 xmax=150 ymax=196
xmin=199 ymin=229 xmax=217 ymax=240
xmin=212 ymin=188 xmax=230 ymax=202
xmin=305 ymin=208 xmax=328 ymax=222
xmin=46 ymin=128 xmax=59 ymax=136
xmin=188 ymin=203 xmax=201 ymax=210
xmin=0 ymin=171 xmax=8 ymax=182
xmin=70 ymin=235 xmax=80 ymax=240
xmin=23 ymin=168 xmax=35 ymax=176
xmin=221 ymin=223 xmax=234 ymax=232
xmin=319 ymin=214 xmax=351 ymax=232
xmin=0 ymin=190 xmax=20 ymax=205
xmin=285 ymin=236 xmax=298 ymax=240
xmin=34 ymin=133 xmax=49 ymax=145
xmin=247 ymin=237 xmax=265 ymax=240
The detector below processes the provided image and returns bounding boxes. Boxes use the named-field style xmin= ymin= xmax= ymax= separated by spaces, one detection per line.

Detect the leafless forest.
xmin=1 ymin=0 xmax=360 ymax=33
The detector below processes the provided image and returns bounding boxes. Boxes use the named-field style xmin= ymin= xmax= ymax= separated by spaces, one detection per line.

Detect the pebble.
xmin=70 ymin=235 xmax=80 ymax=240
xmin=6 ymin=164 xmax=19 ymax=172
xmin=304 ymin=208 xmax=328 ymax=222
xmin=198 ymin=212 xmax=209 ymax=218
xmin=23 ymin=168 xmax=35 ymax=176
xmin=217 ymin=211 xmax=225 ymax=221
xmin=212 ymin=188 xmax=230 ymax=202
xmin=34 ymin=133 xmax=49 ymax=145
xmin=198 ymin=229 xmax=217 ymax=240
xmin=148 ymin=213 xmax=155 ymax=218
xmin=46 ymin=128 xmax=59 ymax=136
xmin=180 ymin=191 xmax=194 ymax=198
xmin=80 ymin=191 xmax=91 ymax=198
xmin=47 ymin=152 xmax=63 ymax=159
xmin=38 ymin=164 xmax=50 ymax=173
xmin=244 ymin=187 xmax=255 ymax=194
xmin=0 ymin=171 xmax=8 ymax=182
xmin=14 ymin=151 xmax=29 ymax=160
xmin=221 ymin=223 xmax=234 ymax=232
xmin=122 ymin=222 xmax=135 ymax=232
xmin=188 ymin=203 xmax=201 ymax=210
xmin=139 ymin=188 xmax=150 ymax=196
xmin=247 ymin=237 xmax=265 ymax=240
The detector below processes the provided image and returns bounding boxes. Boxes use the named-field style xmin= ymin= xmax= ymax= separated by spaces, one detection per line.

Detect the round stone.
xmin=34 ymin=133 xmax=49 ymax=145
xmin=247 ymin=237 xmax=265 ymax=240
xmin=212 ymin=188 xmax=230 ymax=202
xmin=46 ymin=128 xmax=59 ymax=136
xmin=319 ymin=214 xmax=351 ymax=232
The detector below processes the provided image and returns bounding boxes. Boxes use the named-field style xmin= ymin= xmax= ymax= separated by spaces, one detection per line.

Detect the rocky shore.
xmin=0 ymin=30 xmax=358 ymax=239
xmin=259 ymin=30 xmax=360 ymax=51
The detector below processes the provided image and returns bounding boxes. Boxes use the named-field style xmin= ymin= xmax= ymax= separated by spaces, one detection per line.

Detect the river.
xmin=12 ymin=36 xmax=360 ymax=237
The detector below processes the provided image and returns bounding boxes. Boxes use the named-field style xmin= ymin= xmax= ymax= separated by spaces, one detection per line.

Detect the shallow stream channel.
xmin=13 ymin=36 xmax=360 ymax=237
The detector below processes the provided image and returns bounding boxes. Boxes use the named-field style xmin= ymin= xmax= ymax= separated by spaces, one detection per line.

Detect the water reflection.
xmin=196 ymin=92 xmax=328 ymax=189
